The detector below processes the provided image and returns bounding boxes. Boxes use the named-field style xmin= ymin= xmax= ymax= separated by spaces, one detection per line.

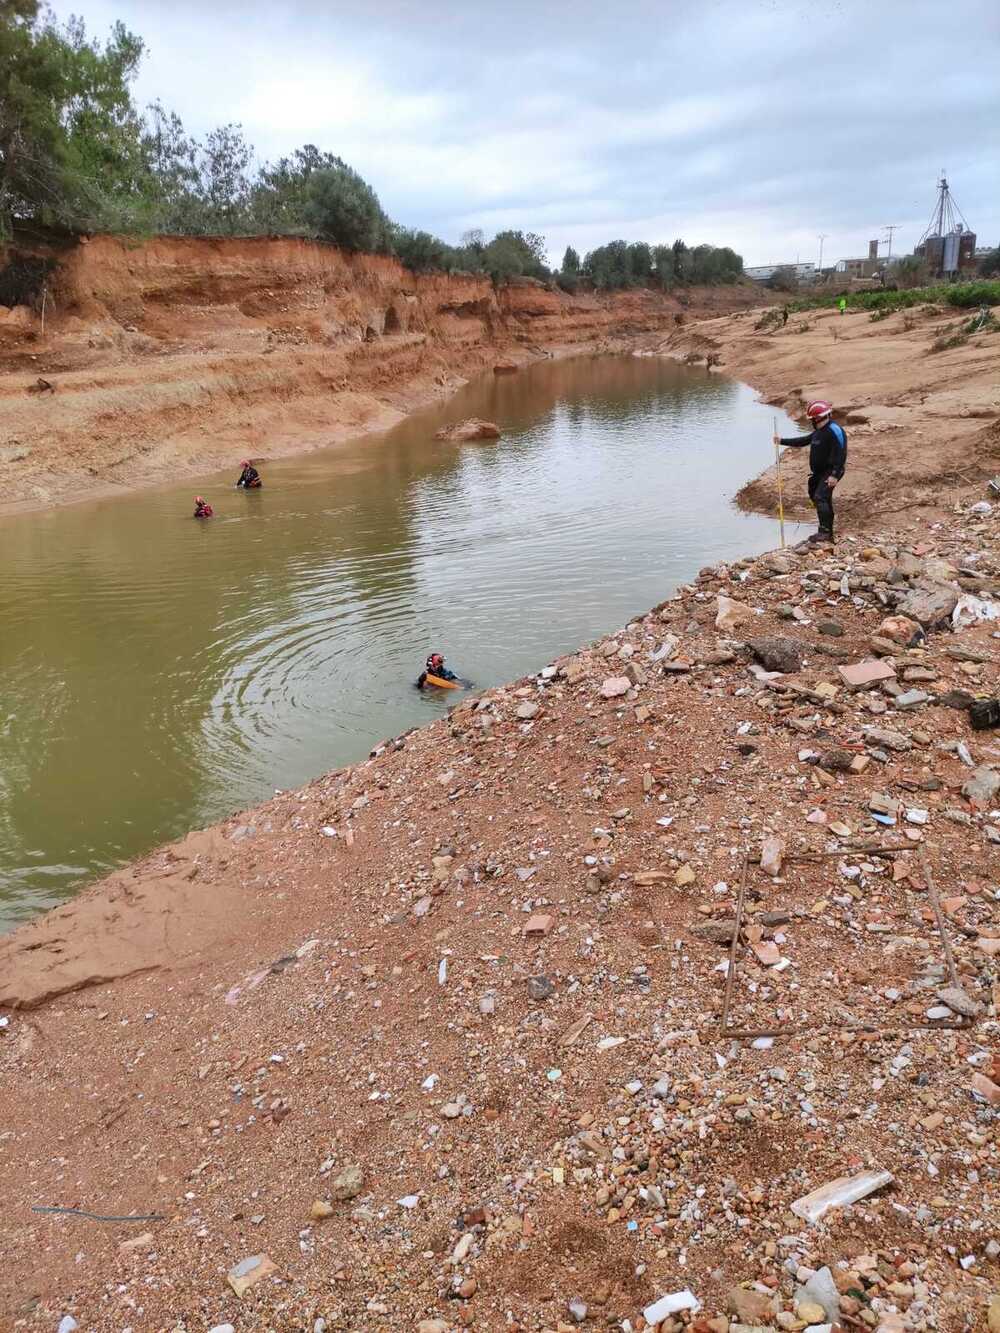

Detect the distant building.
xmin=835 ymin=240 xmax=883 ymax=279
xmin=743 ymin=262 xmax=816 ymax=282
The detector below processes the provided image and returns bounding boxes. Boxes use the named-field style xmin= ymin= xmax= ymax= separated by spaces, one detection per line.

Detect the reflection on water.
xmin=0 ymin=355 xmax=802 ymax=928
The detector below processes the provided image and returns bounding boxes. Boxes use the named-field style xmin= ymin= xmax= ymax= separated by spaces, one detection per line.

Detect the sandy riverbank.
xmin=0 ymin=233 xmax=762 ymax=517
xmin=655 ymin=297 xmax=1000 ymax=530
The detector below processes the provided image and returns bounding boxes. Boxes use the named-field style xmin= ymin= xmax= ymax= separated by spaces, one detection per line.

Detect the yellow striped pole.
xmin=774 ymin=416 xmax=786 ymax=549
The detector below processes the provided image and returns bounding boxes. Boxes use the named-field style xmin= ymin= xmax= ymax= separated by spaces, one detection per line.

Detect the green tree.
xmin=980 ymin=248 xmax=1000 ymax=278
xmin=303 ymin=161 xmax=391 ymax=252
xmin=139 ymin=101 xmax=198 ymax=231
xmin=627 ymin=241 xmax=652 ymax=285
xmin=557 ymin=244 xmax=580 ymax=291
xmin=197 ymin=124 xmax=252 ymax=233
xmin=483 ymin=229 xmax=549 ymax=282
xmin=0 ymin=3 xmax=146 ymax=237
xmin=653 ymin=244 xmax=674 ymax=288
xmin=391 ymin=225 xmax=456 ymax=273
xmin=250 ymin=144 xmax=346 ymax=233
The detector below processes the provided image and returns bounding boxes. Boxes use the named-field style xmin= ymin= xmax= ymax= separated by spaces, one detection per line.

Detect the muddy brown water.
xmin=0 ymin=355 xmax=804 ymax=928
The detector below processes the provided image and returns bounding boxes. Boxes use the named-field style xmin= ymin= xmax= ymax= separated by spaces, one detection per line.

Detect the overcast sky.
xmin=64 ymin=0 xmax=999 ymax=267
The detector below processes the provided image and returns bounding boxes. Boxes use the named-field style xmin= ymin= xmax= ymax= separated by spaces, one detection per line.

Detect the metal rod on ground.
xmin=773 ymin=416 xmax=786 ymax=549
xmin=919 ymin=848 xmax=962 ymax=990
xmin=719 ymin=849 xmax=750 ymax=1036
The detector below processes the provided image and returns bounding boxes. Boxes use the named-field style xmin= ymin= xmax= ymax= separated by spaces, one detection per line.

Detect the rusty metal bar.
xmin=756 ymin=844 xmax=917 ymax=864
xmin=718 ymin=849 xmax=750 ymax=1037
xmin=919 ymin=848 xmax=962 ymax=991
xmin=719 ymin=1019 xmax=970 ymax=1040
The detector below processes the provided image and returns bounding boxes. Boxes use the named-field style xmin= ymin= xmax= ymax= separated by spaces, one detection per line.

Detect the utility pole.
xmin=883 ymin=224 xmax=900 ymax=263
xmin=818 ymin=233 xmax=828 ymax=272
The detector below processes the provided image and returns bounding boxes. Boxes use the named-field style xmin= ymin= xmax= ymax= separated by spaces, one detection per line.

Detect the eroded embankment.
xmin=656 ymin=297 xmax=1000 ymax=527
xmin=0 ymin=233 xmax=761 ymax=513
xmin=1 ymin=501 xmax=999 ymax=1330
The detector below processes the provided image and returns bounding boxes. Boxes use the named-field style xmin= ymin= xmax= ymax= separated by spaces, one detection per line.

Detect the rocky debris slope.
xmin=1 ymin=505 xmax=999 ymax=1331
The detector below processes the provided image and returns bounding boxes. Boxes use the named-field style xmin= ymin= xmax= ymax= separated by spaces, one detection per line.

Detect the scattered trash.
xmin=953 ymin=594 xmax=1000 ymax=628
xmin=970 ymin=697 xmax=1000 ymax=730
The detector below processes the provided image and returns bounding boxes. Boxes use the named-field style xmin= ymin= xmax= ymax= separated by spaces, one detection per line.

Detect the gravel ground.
xmin=2 ymin=507 xmax=999 ymax=1333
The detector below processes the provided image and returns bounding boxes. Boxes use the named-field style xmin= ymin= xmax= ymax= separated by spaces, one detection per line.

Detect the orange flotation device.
xmin=425 ymin=672 xmax=461 ymax=689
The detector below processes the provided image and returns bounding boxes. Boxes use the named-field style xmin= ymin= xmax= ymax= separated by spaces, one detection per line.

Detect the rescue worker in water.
xmin=416 ymin=652 xmax=459 ymax=689
xmin=193 ymin=496 xmax=214 ymax=518
xmin=236 ymin=459 xmax=261 ymax=488
xmin=773 ymin=399 xmax=847 ymax=545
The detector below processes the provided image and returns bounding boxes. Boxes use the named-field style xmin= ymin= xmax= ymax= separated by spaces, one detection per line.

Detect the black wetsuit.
xmin=778 ymin=420 xmax=847 ymax=538
xmin=237 ymin=465 xmax=261 ymax=488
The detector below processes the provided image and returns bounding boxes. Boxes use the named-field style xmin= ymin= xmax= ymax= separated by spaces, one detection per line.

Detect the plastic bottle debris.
xmin=953 ymin=593 xmax=1000 ymax=627
xmin=790 ymin=1168 xmax=894 ymax=1223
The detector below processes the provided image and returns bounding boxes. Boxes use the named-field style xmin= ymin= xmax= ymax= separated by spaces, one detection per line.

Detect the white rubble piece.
xmin=791 ymin=1169 xmax=893 ymax=1223
xmin=642 ymin=1289 xmax=701 ymax=1322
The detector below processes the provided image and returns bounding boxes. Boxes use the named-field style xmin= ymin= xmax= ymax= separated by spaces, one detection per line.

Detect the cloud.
xmin=65 ymin=0 xmax=999 ymax=265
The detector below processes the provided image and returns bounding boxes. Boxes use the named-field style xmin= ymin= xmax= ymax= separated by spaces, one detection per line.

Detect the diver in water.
xmin=193 ymin=496 xmax=214 ymax=518
xmin=416 ymin=652 xmax=459 ymax=689
xmin=236 ymin=459 xmax=261 ymax=488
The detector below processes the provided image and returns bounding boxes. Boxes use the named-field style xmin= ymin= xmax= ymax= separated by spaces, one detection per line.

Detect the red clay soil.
xmin=0 ymin=233 xmax=762 ymax=515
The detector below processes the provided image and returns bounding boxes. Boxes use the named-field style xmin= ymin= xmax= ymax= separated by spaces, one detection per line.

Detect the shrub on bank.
xmin=790 ymin=279 xmax=1000 ymax=318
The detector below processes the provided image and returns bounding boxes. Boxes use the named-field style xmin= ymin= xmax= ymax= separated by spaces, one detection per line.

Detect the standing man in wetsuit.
xmin=773 ymin=400 xmax=847 ymax=545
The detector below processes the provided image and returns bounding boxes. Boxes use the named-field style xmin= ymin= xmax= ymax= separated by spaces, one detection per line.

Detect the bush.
xmin=790 ymin=278 xmax=1000 ymax=318
xmin=304 ymin=164 xmax=391 ymax=252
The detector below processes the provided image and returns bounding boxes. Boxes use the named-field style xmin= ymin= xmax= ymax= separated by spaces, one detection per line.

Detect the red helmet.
xmin=806 ymin=400 xmax=833 ymax=421
xmin=240 ymin=459 xmax=250 ymax=467
xmin=195 ymin=496 xmax=204 ymax=503
xmin=429 ymin=653 xmax=444 ymax=667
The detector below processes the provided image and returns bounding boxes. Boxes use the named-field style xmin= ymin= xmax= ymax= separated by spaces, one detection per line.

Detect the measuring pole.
xmin=773 ymin=416 xmax=786 ymax=549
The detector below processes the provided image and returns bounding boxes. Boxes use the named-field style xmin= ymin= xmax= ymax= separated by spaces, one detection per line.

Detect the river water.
xmin=0 ymin=355 xmax=802 ymax=929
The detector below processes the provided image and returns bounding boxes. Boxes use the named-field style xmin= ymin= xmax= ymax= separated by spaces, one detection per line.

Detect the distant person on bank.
xmin=773 ymin=400 xmax=847 ymax=546
xmin=236 ymin=459 xmax=262 ymax=488
xmin=193 ymin=496 xmax=214 ymax=518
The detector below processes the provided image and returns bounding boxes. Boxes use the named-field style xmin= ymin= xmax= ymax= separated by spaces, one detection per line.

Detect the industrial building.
xmin=914 ymin=176 xmax=976 ymax=277
xmin=743 ymin=262 xmax=816 ymax=282
xmin=835 ymin=240 xmax=883 ymax=278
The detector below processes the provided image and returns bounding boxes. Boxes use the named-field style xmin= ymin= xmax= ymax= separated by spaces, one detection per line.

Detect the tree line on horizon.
xmin=1 ymin=2 xmax=744 ymax=290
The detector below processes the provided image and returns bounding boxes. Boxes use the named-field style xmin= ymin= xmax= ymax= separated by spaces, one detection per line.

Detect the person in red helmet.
xmin=236 ymin=459 xmax=261 ymax=488
xmin=193 ymin=496 xmax=214 ymax=518
xmin=416 ymin=652 xmax=459 ymax=690
xmin=773 ymin=400 xmax=847 ymax=545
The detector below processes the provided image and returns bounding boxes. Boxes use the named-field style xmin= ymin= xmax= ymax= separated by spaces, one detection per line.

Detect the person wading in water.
xmin=773 ymin=400 xmax=847 ymax=546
